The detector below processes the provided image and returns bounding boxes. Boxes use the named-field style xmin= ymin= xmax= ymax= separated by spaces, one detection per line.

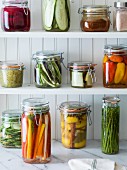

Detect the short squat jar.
xmin=0 ymin=61 xmax=25 ymax=88
xmin=22 ymin=98 xmax=51 ymax=163
xmin=102 ymin=96 xmax=120 ymax=154
xmin=114 ymin=2 xmax=127 ymax=32
xmin=33 ymin=51 xmax=63 ymax=88
xmin=68 ymin=61 xmax=97 ymax=88
xmin=78 ymin=5 xmax=111 ymax=32
xmin=103 ymin=45 xmax=127 ymax=88
xmin=0 ymin=110 xmax=21 ymax=148
xmin=2 ymin=0 xmax=31 ymax=32
xmin=59 ymin=101 xmax=92 ymax=149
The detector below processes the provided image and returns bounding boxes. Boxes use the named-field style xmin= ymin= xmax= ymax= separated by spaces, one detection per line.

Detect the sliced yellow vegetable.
xmin=114 ymin=63 xmax=125 ymax=84
xmin=66 ymin=117 xmax=78 ymax=123
xmin=74 ymin=140 xmax=86 ymax=148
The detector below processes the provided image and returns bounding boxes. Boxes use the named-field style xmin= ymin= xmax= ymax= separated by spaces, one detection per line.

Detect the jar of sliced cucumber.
xmin=0 ymin=110 xmax=21 ymax=148
xmin=42 ymin=0 xmax=70 ymax=31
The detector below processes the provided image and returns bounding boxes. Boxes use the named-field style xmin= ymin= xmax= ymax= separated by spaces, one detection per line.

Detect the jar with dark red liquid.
xmin=2 ymin=0 xmax=30 ymax=32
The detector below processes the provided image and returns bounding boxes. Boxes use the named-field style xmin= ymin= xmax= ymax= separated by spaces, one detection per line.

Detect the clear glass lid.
xmin=3 ymin=0 xmax=28 ymax=5
xmin=104 ymin=45 xmax=127 ymax=55
xmin=102 ymin=96 xmax=120 ymax=104
xmin=2 ymin=109 xmax=22 ymax=119
xmin=68 ymin=61 xmax=97 ymax=70
xmin=0 ymin=61 xmax=25 ymax=70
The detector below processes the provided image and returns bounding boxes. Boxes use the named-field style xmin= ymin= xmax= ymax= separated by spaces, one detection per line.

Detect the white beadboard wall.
xmin=0 ymin=0 xmax=127 ymax=140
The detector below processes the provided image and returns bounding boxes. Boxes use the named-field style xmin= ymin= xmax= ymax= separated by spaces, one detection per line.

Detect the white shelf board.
xmin=1 ymin=30 xmax=127 ymax=38
xmin=0 ymin=83 xmax=127 ymax=95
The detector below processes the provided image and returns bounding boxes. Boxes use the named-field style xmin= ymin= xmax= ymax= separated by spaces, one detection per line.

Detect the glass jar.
xmin=22 ymin=98 xmax=51 ymax=164
xmin=59 ymin=101 xmax=92 ymax=149
xmin=2 ymin=0 xmax=31 ymax=32
xmin=0 ymin=110 xmax=21 ymax=148
xmin=114 ymin=2 xmax=127 ymax=32
xmin=103 ymin=45 xmax=127 ymax=88
xmin=78 ymin=5 xmax=111 ymax=32
xmin=68 ymin=61 xmax=97 ymax=88
xmin=0 ymin=61 xmax=25 ymax=88
xmin=33 ymin=51 xmax=64 ymax=88
xmin=42 ymin=0 xmax=70 ymax=32
xmin=102 ymin=96 xmax=120 ymax=154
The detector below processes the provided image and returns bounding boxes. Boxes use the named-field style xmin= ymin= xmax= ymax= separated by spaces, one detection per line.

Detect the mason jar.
xmin=103 ymin=45 xmax=127 ymax=88
xmin=33 ymin=51 xmax=64 ymax=88
xmin=59 ymin=101 xmax=92 ymax=149
xmin=0 ymin=61 xmax=25 ymax=88
xmin=42 ymin=0 xmax=70 ymax=31
xmin=2 ymin=0 xmax=31 ymax=32
xmin=102 ymin=96 xmax=120 ymax=154
xmin=0 ymin=110 xmax=21 ymax=148
xmin=68 ymin=61 xmax=97 ymax=88
xmin=78 ymin=5 xmax=111 ymax=32
xmin=22 ymin=98 xmax=51 ymax=163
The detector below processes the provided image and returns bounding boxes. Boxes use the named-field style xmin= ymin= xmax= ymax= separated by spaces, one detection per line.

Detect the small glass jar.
xmin=78 ymin=5 xmax=111 ymax=32
xmin=102 ymin=96 xmax=120 ymax=154
xmin=68 ymin=61 xmax=97 ymax=88
xmin=0 ymin=110 xmax=21 ymax=148
xmin=59 ymin=101 xmax=92 ymax=149
xmin=103 ymin=45 xmax=127 ymax=88
xmin=114 ymin=2 xmax=127 ymax=32
xmin=22 ymin=98 xmax=51 ymax=164
xmin=2 ymin=0 xmax=31 ymax=32
xmin=33 ymin=51 xmax=64 ymax=88
xmin=0 ymin=61 xmax=25 ymax=88
xmin=42 ymin=0 xmax=70 ymax=32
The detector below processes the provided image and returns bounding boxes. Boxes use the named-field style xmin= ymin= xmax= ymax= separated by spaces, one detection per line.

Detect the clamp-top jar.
xmin=78 ymin=5 xmax=111 ymax=32
xmin=2 ymin=0 xmax=31 ymax=31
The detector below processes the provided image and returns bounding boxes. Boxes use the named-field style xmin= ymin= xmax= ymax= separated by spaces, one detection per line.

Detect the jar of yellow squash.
xmin=59 ymin=101 xmax=91 ymax=149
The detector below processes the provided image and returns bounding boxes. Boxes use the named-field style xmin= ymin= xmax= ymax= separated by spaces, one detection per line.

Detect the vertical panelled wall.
xmin=0 ymin=0 xmax=127 ymax=140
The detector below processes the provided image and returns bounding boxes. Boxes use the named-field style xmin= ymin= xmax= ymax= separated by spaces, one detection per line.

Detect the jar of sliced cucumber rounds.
xmin=42 ymin=0 xmax=70 ymax=31
xmin=0 ymin=110 xmax=21 ymax=148
xmin=0 ymin=61 xmax=25 ymax=88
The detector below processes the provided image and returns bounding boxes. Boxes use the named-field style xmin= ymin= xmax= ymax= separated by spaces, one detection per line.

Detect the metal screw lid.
xmin=114 ymin=2 xmax=127 ymax=8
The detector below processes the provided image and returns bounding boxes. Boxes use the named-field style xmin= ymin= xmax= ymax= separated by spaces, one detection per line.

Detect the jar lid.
xmin=103 ymin=96 xmax=120 ymax=104
xmin=0 ymin=61 xmax=25 ymax=70
xmin=59 ymin=101 xmax=89 ymax=113
xmin=114 ymin=2 xmax=127 ymax=8
xmin=82 ymin=5 xmax=110 ymax=13
xmin=3 ymin=0 xmax=28 ymax=5
xmin=1 ymin=109 xmax=22 ymax=120
xmin=104 ymin=45 xmax=127 ymax=54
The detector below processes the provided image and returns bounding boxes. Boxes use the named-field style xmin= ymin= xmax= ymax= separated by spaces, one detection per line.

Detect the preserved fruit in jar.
xmin=103 ymin=45 xmax=127 ymax=88
xmin=22 ymin=98 xmax=51 ymax=163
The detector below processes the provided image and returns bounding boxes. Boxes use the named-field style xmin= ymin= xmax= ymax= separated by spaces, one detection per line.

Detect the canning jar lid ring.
xmin=0 ymin=61 xmax=24 ymax=70
xmin=1 ymin=109 xmax=22 ymax=119
xmin=68 ymin=61 xmax=97 ymax=70
xmin=114 ymin=2 xmax=127 ymax=8
xmin=82 ymin=5 xmax=110 ymax=12
xmin=103 ymin=96 xmax=120 ymax=104
xmin=3 ymin=0 xmax=28 ymax=5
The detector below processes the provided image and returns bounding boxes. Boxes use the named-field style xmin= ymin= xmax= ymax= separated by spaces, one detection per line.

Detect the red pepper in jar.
xmin=106 ymin=61 xmax=117 ymax=83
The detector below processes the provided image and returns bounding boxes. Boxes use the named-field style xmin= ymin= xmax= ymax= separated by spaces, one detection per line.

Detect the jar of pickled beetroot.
xmin=22 ymin=98 xmax=51 ymax=164
xmin=103 ymin=45 xmax=127 ymax=88
xmin=2 ymin=0 xmax=30 ymax=32
xmin=59 ymin=101 xmax=92 ymax=149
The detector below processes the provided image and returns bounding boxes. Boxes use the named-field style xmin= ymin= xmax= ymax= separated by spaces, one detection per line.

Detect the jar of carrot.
xmin=21 ymin=98 xmax=51 ymax=164
xmin=103 ymin=45 xmax=127 ymax=88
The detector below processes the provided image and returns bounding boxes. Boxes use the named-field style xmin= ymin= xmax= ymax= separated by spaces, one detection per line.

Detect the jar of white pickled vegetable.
xmin=22 ymin=98 xmax=51 ymax=164
xmin=0 ymin=110 xmax=21 ymax=148
xmin=32 ymin=51 xmax=64 ymax=88
xmin=42 ymin=0 xmax=70 ymax=31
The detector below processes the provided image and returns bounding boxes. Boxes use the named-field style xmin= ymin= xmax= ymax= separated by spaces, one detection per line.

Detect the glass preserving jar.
xmin=2 ymin=0 xmax=31 ymax=32
xmin=78 ymin=5 xmax=111 ymax=32
xmin=42 ymin=0 xmax=70 ymax=32
xmin=33 ymin=51 xmax=64 ymax=88
xmin=102 ymin=96 xmax=120 ymax=154
xmin=68 ymin=61 xmax=97 ymax=88
xmin=59 ymin=101 xmax=92 ymax=149
xmin=0 ymin=61 xmax=25 ymax=88
xmin=22 ymin=98 xmax=51 ymax=164
xmin=0 ymin=110 xmax=21 ymax=148
xmin=103 ymin=45 xmax=127 ymax=88
xmin=114 ymin=2 xmax=127 ymax=32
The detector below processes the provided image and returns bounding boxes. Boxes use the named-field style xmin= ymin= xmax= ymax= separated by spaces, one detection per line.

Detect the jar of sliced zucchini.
xmin=0 ymin=110 xmax=21 ymax=148
xmin=42 ymin=0 xmax=70 ymax=31
xmin=33 ymin=51 xmax=63 ymax=88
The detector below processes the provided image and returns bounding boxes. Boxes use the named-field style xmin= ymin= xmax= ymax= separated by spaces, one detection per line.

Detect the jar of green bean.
xmin=102 ymin=96 xmax=120 ymax=154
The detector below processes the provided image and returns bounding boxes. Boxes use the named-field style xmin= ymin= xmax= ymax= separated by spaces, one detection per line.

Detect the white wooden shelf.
xmin=0 ymin=83 xmax=127 ymax=95
xmin=1 ymin=30 xmax=127 ymax=38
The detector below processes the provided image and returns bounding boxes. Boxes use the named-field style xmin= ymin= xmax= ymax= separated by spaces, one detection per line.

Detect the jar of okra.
xmin=102 ymin=96 xmax=120 ymax=154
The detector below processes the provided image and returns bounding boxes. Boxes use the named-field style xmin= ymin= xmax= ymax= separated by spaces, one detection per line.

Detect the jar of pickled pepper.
xmin=22 ymin=98 xmax=51 ymax=164
xmin=59 ymin=101 xmax=92 ymax=149
xmin=102 ymin=96 xmax=120 ymax=154
xmin=103 ymin=45 xmax=127 ymax=88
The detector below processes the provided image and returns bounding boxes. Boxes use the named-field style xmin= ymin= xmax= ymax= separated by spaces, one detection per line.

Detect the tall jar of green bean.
xmin=0 ymin=110 xmax=21 ymax=148
xmin=102 ymin=96 xmax=120 ymax=154
xmin=42 ymin=0 xmax=70 ymax=31
xmin=33 ymin=51 xmax=63 ymax=88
